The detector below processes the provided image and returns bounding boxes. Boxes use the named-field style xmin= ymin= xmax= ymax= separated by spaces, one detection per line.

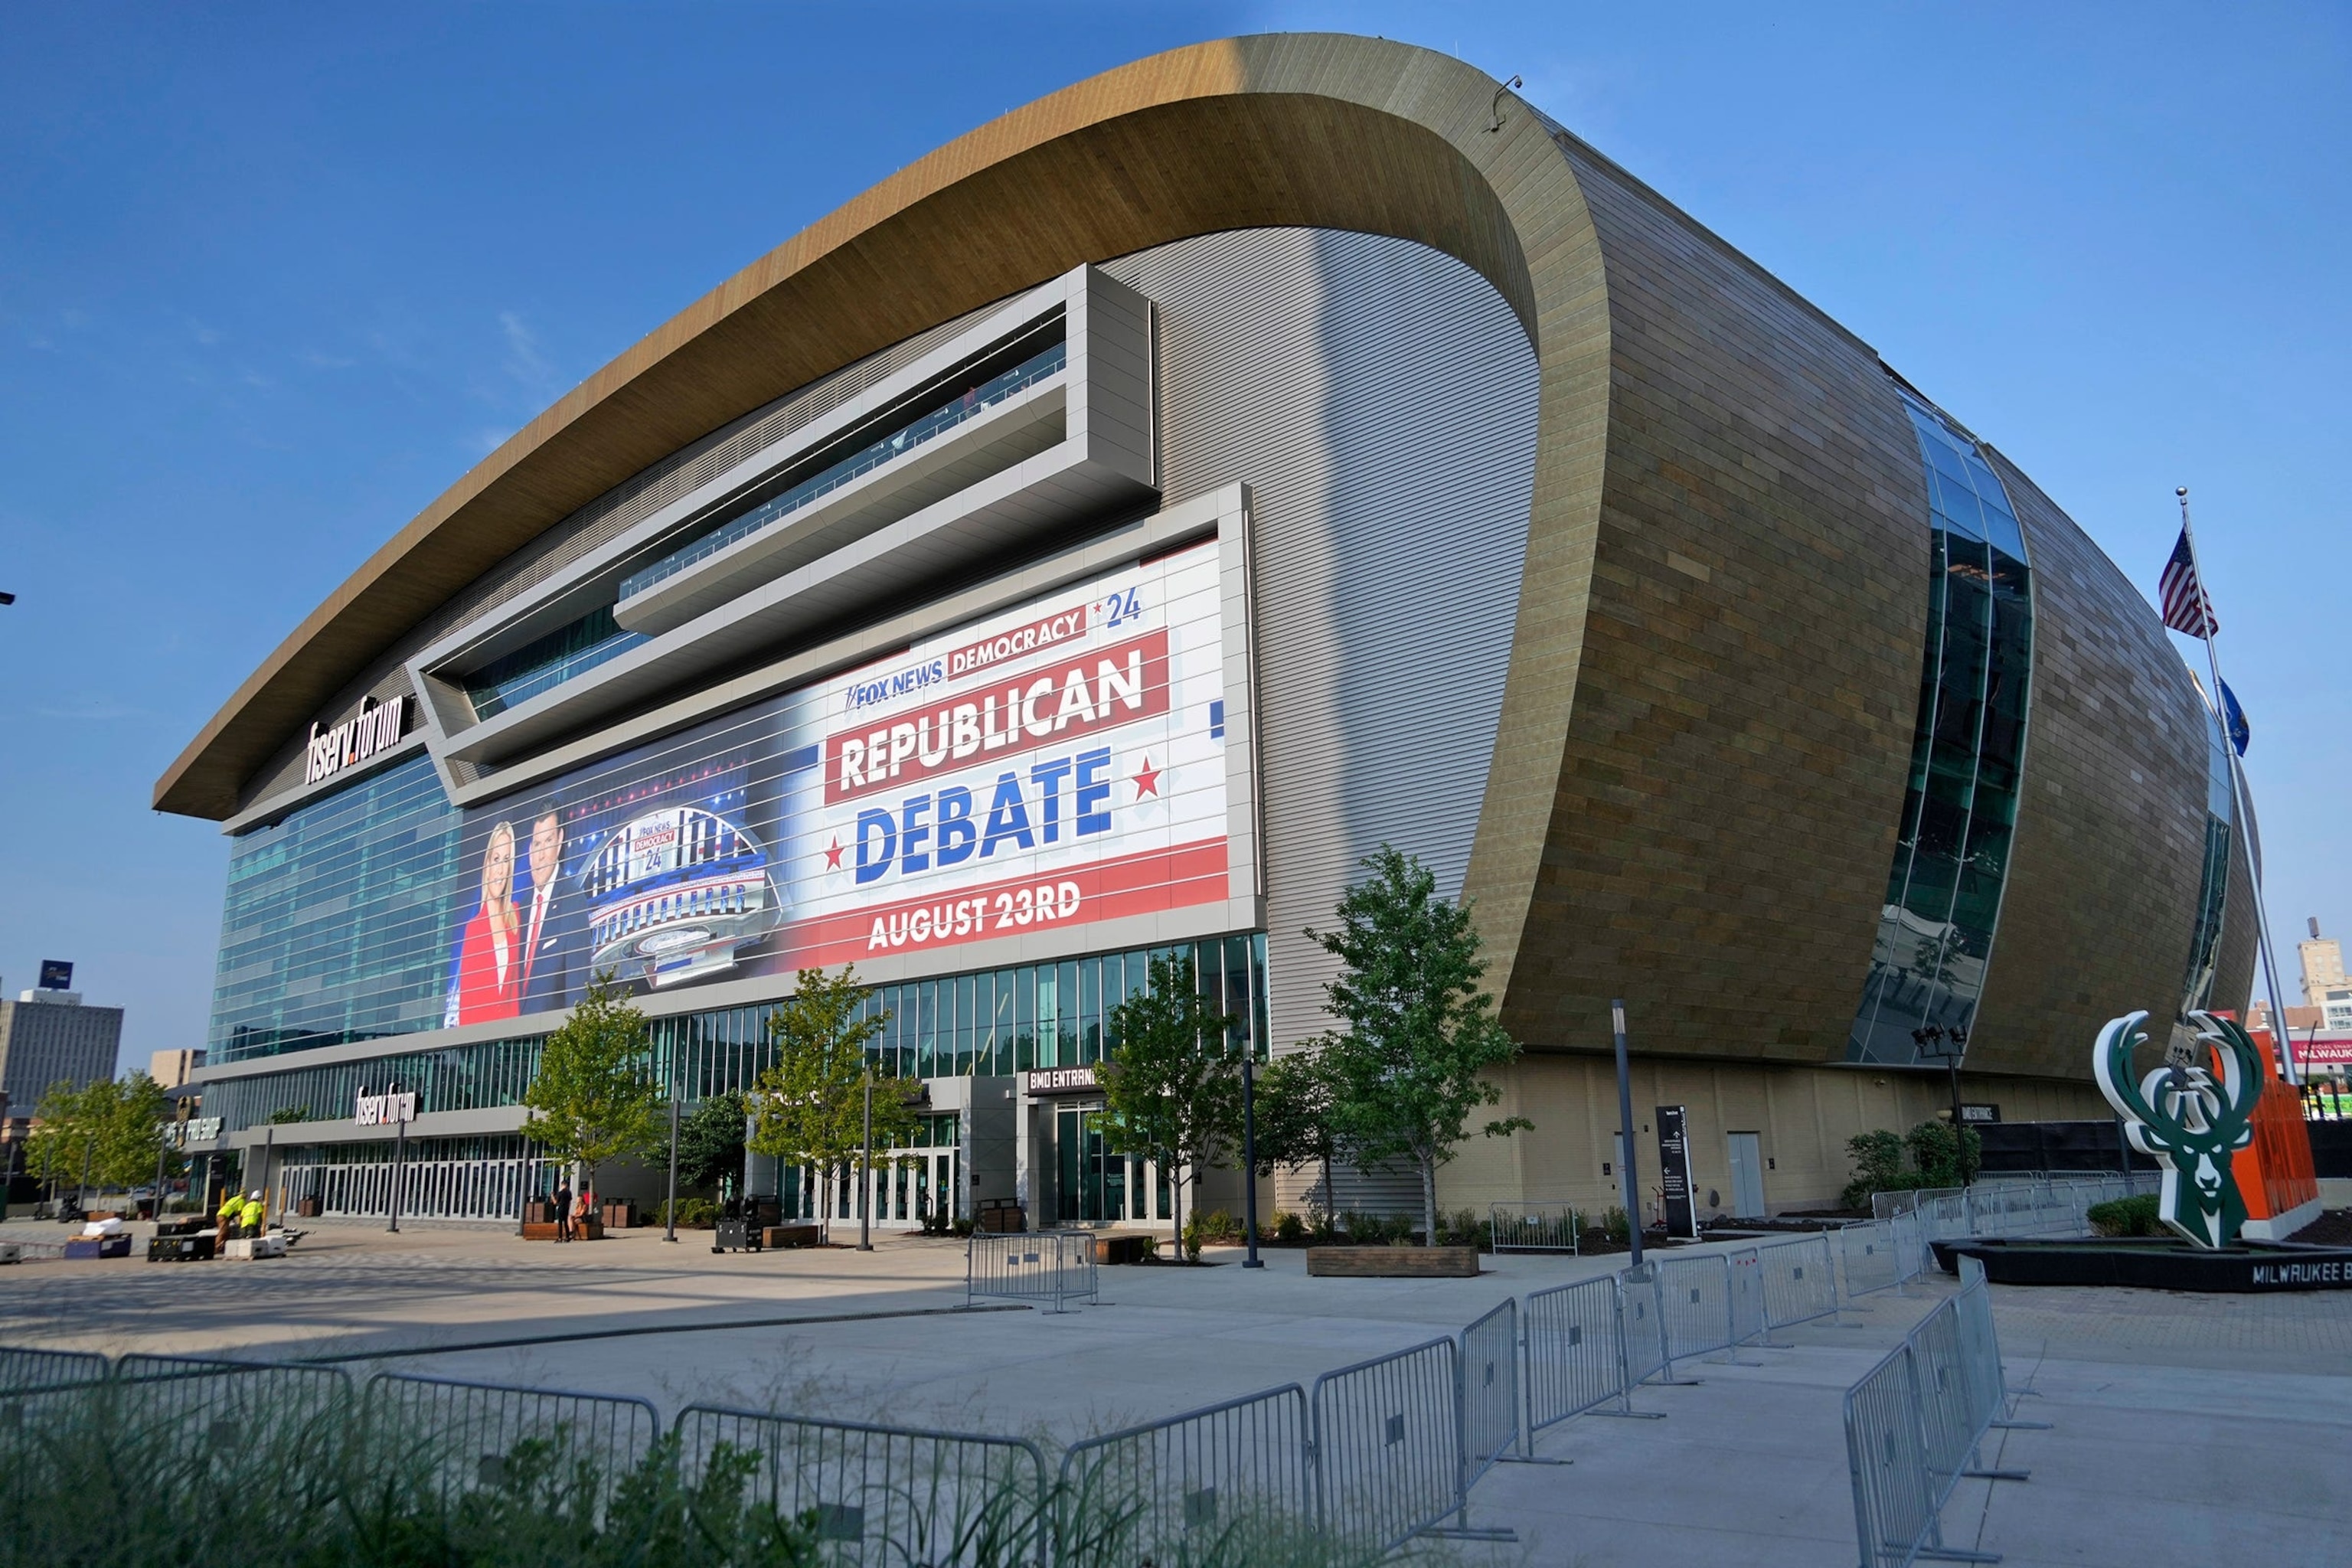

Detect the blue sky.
xmin=2 ymin=3 xmax=2344 ymax=1070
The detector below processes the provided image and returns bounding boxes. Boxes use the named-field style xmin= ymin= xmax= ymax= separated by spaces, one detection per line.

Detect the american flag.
xmin=2159 ymin=528 xmax=2217 ymax=637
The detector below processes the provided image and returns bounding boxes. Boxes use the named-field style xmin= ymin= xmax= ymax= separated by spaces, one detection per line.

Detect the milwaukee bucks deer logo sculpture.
xmin=2092 ymin=1010 xmax=2265 ymax=1250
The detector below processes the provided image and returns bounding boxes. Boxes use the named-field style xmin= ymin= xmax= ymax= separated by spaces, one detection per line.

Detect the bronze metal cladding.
xmin=157 ymin=33 xmax=2230 ymax=1081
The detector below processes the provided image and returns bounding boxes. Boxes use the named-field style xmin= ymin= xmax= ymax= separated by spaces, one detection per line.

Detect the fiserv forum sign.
xmin=305 ymin=695 xmax=407 ymax=786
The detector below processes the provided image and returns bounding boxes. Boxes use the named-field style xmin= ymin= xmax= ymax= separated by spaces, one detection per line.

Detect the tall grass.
xmin=0 ymin=1370 xmax=1455 ymax=1567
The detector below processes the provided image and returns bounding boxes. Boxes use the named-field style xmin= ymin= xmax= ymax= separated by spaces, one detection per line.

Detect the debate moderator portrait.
xmin=453 ymin=818 xmax=523 ymax=1024
xmin=518 ymin=810 xmax=589 ymax=1011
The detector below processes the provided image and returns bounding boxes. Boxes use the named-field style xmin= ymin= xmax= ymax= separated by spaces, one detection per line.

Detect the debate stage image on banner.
xmin=441 ymin=541 xmax=1230 ymax=1025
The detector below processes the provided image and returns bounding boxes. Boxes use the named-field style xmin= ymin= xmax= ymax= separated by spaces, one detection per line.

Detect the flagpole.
xmin=2175 ymin=486 xmax=2300 ymax=1083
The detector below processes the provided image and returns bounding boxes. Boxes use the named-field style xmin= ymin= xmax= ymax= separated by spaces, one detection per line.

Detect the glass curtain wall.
xmin=207 ymin=934 xmax=1269 ymax=1132
xmin=1847 ymin=390 xmax=2035 ymax=1066
xmin=211 ymin=754 xmax=462 ymax=1062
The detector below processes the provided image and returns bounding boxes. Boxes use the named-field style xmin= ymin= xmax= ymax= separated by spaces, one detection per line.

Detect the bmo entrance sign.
xmin=354 ymin=1085 xmax=419 ymax=1232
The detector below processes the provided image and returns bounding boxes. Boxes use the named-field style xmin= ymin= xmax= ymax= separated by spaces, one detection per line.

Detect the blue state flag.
xmin=2220 ymin=680 xmax=2250 ymax=757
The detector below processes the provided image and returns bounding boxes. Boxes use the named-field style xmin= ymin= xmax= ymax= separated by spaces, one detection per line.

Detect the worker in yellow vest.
xmin=216 ymin=1189 xmax=243 ymax=1248
xmin=238 ymin=1192 xmax=266 ymax=1239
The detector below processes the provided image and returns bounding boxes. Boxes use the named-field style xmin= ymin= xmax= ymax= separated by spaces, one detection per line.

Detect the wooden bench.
xmin=521 ymin=1219 xmax=606 ymax=1241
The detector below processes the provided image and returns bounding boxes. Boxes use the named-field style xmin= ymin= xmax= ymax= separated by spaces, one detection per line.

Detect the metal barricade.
xmin=1917 ymin=1191 xmax=1971 ymax=1247
xmin=1457 ymin=1298 xmax=1518 ymax=1485
xmin=1841 ymin=1220 xmax=1904 ymax=1298
xmin=1524 ymin=1275 xmax=1632 ymax=1429
xmin=1841 ymin=1263 xmax=2030 ymax=1566
xmin=1843 ymin=1334 xmax=1940 ymax=1566
xmin=1309 ymin=1336 xmax=1462 ymax=1556
xmin=1488 ymin=1200 xmax=1579 ymax=1253
xmin=682 ymin=1404 xmax=1051 ymax=1567
xmin=0 ymin=1344 xmax=111 ymax=1394
xmin=113 ymin=1354 xmax=354 ymax=1466
xmin=1655 ymin=1253 xmax=1733 ymax=1361
xmin=966 ymin=1231 xmax=1096 ymax=1312
xmin=1892 ymin=1210 xmax=1930 ymax=1282
xmin=1059 ymin=1384 xmax=1310 ymax=1568
xmin=1617 ymin=1263 xmax=1671 ymax=1387
xmin=1727 ymin=1246 xmax=1770 ymax=1347
xmin=364 ymin=1371 xmax=658 ymax=1513
xmin=1758 ymin=1234 xmax=1840 ymax=1329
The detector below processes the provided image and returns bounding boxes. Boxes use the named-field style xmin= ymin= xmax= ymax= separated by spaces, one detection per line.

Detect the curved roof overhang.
xmin=154 ymin=31 xmax=1616 ymax=994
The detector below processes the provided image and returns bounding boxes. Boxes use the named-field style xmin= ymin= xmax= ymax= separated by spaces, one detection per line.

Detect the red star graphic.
xmin=1132 ymin=756 xmax=1161 ymax=799
xmin=824 ymin=838 xmax=844 ymax=870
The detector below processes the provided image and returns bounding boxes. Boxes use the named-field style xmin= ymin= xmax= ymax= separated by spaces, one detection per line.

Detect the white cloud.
xmin=498 ymin=311 xmax=560 ymax=402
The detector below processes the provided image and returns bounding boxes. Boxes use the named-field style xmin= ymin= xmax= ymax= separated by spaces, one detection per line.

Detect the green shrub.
xmin=2088 ymin=1194 xmax=2163 ymax=1237
xmin=1841 ymin=1130 xmax=1907 ymax=1209
xmin=1905 ymin=1120 xmax=1982 ymax=1187
xmin=1435 ymin=1208 xmax=1490 ymax=1250
xmin=1599 ymin=1206 xmax=1632 ymax=1246
xmin=656 ymin=1196 xmax=720 ymax=1230
xmin=1181 ymin=1207 xmax=1245 ymax=1259
xmin=1841 ymin=1122 xmax=1981 ymax=1207
xmin=1272 ymin=1210 xmax=1306 ymax=1243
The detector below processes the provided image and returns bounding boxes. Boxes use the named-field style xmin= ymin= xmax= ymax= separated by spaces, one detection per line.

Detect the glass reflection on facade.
xmin=2180 ymin=702 xmax=2234 ymax=1010
xmin=1847 ymin=392 xmax=2034 ymax=1066
xmin=210 ymin=753 xmax=462 ymax=1062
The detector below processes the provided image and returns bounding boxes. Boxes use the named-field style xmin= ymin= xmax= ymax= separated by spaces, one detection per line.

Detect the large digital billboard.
xmin=442 ymin=541 xmax=1230 ymax=1026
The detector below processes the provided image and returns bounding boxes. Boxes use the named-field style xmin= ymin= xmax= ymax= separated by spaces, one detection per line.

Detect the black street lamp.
xmin=664 ymin=1069 xmax=682 ymax=1244
xmin=1240 ymin=1044 xmax=1263 ymax=1269
xmin=384 ymin=1082 xmax=410 ymax=1233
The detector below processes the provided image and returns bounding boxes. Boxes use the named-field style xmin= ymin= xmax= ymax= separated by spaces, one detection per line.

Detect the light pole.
xmin=1240 ymin=1045 xmax=1263 ymax=1269
xmin=387 ymin=1081 xmax=409 ymax=1233
xmin=1612 ymin=998 xmax=1642 ymax=1269
xmin=858 ymin=1070 xmax=874 ymax=1252
xmin=1912 ymin=1025 xmax=1971 ymax=1185
xmin=664 ymin=1080 xmax=681 ymax=1244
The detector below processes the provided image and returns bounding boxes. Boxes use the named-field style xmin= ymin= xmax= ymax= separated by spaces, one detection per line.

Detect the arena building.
xmin=159 ymin=34 xmax=2254 ymax=1230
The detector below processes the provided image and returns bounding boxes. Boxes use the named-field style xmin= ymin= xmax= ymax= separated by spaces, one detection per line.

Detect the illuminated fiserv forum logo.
xmin=436 ymin=541 xmax=1232 ymax=1024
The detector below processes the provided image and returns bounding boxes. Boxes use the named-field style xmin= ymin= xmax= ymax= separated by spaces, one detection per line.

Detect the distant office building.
xmin=149 ymin=1049 xmax=207 ymax=1089
xmin=2301 ymin=919 xmax=2346 ymax=1008
xmin=0 ymin=985 xmax=124 ymax=1109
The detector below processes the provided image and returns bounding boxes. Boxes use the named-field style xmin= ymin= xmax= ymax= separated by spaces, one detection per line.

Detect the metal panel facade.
xmin=1100 ymin=228 xmax=1540 ymax=1060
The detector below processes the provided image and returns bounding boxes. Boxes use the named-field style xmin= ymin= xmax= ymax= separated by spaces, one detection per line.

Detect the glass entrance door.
xmin=1055 ymin=1105 xmax=1130 ymax=1224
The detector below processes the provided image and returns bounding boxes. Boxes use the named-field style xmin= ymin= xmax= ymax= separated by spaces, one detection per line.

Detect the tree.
xmin=521 ymin=972 xmax=666 ymax=1201
xmin=1099 ymin=953 xmax=1240 ymax=1258
xmin=750 ymin=966 xmax=918 ymax=1240
xmin=99 ymin=1072 xmax=175 ymax=1193
xmin=677 ymin=1089 xmax=750 ymax=1193
xmin=1309 ymin=846 xmax=1532 ymax=1246
xmin=24 ymin=1080 xmax=96 ymax=1202
xmin=1250 ymin=1049 xmax=1341 ymax=1233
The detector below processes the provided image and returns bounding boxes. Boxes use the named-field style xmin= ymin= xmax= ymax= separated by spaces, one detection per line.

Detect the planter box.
xmin=521 ymin=1219 xmax=605 ymax=1241
xmin=763 ymin=1223 xmax=826 ymax=1249
xmin=1089 ymin=1231 xmax=1158 ymax=1265
xmin=1305 ymin=1245 xmax=1480 ymax=1278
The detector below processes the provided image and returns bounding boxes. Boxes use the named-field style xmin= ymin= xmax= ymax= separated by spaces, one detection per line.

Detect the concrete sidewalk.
xmin=4 ymin=1220 xmax=2347 ymax=1565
